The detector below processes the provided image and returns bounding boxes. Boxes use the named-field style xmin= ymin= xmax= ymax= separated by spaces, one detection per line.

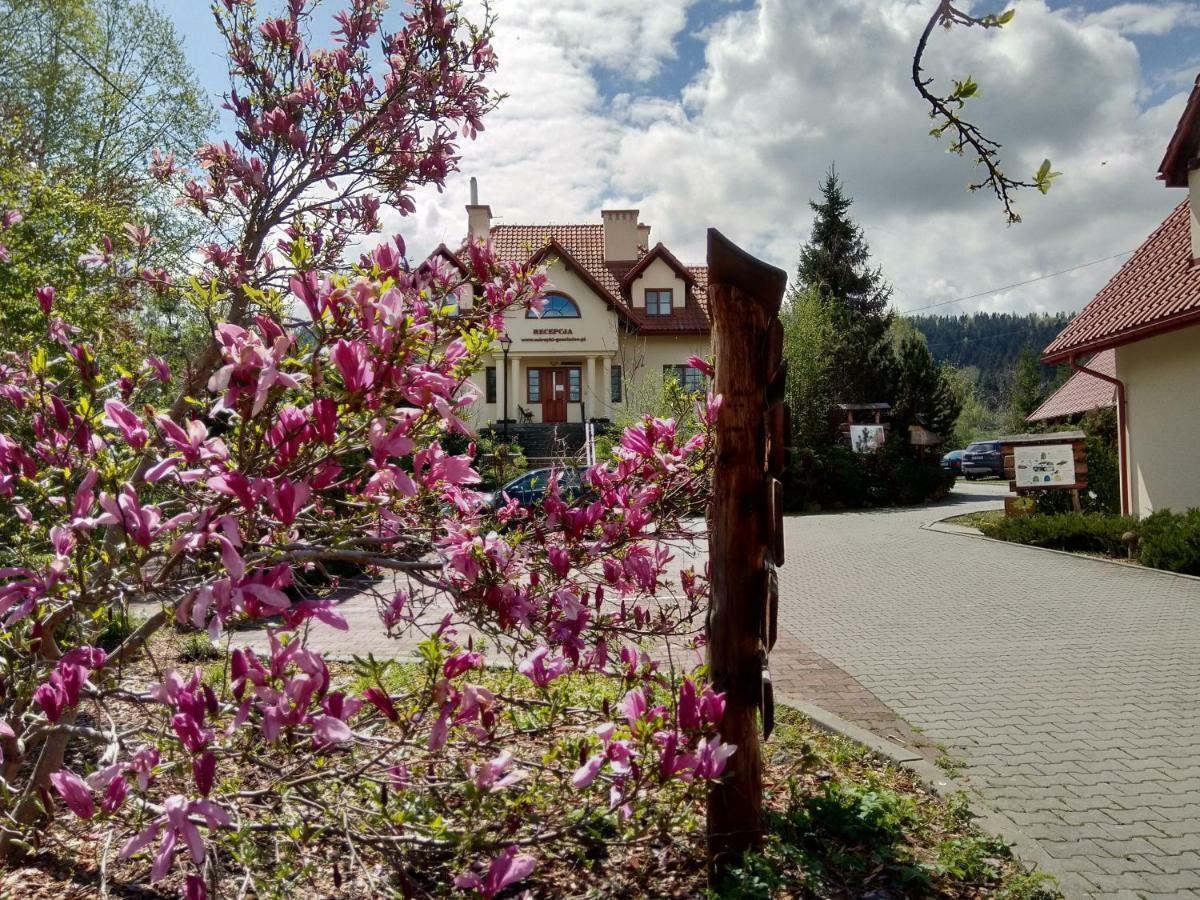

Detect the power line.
xmin=42 ymin=21 xmax=198 ymax=157
xmin=902 ymin=249 xmax=1136 ymax=315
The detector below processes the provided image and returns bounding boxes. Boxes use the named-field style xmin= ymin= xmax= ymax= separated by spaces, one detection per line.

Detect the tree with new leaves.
xmin=0 ymin=0 xmax=215 ymax=364
xmin=1002 ymin=346 xmax=1046 ymax=434
xmin=0 ymin=4 xmax=731 ymax=896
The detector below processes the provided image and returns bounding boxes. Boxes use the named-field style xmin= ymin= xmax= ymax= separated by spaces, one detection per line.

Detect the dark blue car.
xmin=481 ymin=468 xmax=588 ymax=511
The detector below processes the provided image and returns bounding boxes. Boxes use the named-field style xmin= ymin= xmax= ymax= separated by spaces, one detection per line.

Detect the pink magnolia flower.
xmin=330 ymin=339 xmax=373 ymax=393
xmin=102 ymin=400 xmax=148 ymax=449
xmin=517 ymin=646 xmax=569 ymax=688
xmin=102 ymin=774 xmax=129 ymax=813
xmin=469 ymin=750 xmax=525 ymax=792
xmin=686 ymin=354 xmax=715 ymax=378
xmin=453 ymin=845 xmax=536 ymax=897
xmin=50 ymin=769 xmax=94 ymax=819
xmin=34 ymin=286 xmax=55 ymax=315
xmin=120 ymin=794 xmax=230 ymax=882
xmin=693 ymin=736 xmax=737 ymax=780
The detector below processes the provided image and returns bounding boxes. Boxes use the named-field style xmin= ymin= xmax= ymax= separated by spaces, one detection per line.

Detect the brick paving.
xmin=775 ymin=482 xmax=1200 ymax=899
xmin=241 ymin=480 xmax=1200 ymax=898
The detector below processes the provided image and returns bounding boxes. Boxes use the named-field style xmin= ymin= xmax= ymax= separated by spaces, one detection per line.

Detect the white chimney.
xmin=637 ymin=223 xmax=651 ymax=252
xmin=601 ymin=209 xmax=640 ymax=262
xmin=466 ymin=177 xmax=491 ymax=243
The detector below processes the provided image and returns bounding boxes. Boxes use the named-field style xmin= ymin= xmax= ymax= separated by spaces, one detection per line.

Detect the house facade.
xmin=438 ymin=202 xmax=711 ymax=428
xmin=1041 ymin=75 xmax=1200 ymax=517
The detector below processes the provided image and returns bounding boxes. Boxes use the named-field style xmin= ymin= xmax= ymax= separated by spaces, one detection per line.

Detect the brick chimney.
xmin=466 ymin=177 xmax=491 ymax=243
xmin=637 ymin=223 xmax=651 ymax=252
xmin=601 ymin=209 xmax=640 ymax=262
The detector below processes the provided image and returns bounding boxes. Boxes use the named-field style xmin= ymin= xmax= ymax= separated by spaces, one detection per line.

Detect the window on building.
xmin=527 ymin=368 xmax=541 ymax=403
xmin=485 ymin=367 xmax=496 ymax=403
xmin=527 ymin=292 xmax=581 ymax=318
xmin=567 ymin=368 xmax=581 ymax=403
xmin=645 ymin=289 xmax=673 ymax=316
xmin=664 ymin=364 xmax=705 ymax=393
xmin=611 ymin=365 xmax=623 ymax=403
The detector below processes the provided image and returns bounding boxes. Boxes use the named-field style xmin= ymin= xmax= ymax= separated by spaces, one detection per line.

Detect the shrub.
xmin=785 ymin=438 xmax=953 ymax=511
xmin=980 ymin=513 xmax=1136 ymax=556
xmin=1137 ymin=509 xmax=1200 ymax=575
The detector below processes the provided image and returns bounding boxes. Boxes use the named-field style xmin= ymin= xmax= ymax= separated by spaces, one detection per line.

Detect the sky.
xmin=159 ymin=0 xmax=1200 ymax=318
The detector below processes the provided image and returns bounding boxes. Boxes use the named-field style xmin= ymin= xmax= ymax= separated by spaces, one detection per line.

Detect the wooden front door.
xmin=542 ymin=369 xmax=568 ymax=423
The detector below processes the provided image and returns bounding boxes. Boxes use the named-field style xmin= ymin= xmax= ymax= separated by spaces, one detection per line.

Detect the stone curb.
xmin=923 ymin=515 xmax=1200 ymax=585
xmin=777 ymin=693 xmax=1094 ymax=899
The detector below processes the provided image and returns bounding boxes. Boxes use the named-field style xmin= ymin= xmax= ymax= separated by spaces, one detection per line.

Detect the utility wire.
xmin=902 ymin=249 xmax=1135 ymax=314
xmin=42 ymin=21 xmax=198 ymax=156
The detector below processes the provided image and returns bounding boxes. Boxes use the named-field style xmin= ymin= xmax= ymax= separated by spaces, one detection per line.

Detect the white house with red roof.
xmin=440 ymin=196 xmax=711 ymax=427
xmin=1042 ymin=75 xmax=1200 ymax=517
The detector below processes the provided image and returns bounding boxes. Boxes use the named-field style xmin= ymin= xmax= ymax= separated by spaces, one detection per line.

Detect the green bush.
xmin=785 ymin=438 xmax=954 ymax=511
xmin=1137 ymin=509 xmax=1200 ymax=575
xmin=980 ymin=512 xmax=1136 ymax=556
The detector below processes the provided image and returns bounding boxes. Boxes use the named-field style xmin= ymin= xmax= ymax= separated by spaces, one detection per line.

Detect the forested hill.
xmin=907 ymin=312 xmax=1073 ymax=398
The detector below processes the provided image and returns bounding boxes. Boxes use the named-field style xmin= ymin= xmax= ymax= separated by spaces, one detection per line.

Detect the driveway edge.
xmin=923 ymin=515 xmax=1200 ymax=585
xmin=777 ymin=693 xmax=1093 ymax=898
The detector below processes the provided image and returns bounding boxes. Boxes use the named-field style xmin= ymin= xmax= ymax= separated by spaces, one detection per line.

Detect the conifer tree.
xmin=794 ymin=165 xmax=892 ymax=404
xmin=796 ymin=165 xmax=892 ymax=319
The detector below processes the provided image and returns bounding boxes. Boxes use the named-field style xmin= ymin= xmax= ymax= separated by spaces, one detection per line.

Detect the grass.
xmin=946 ymin=509 xmax=1006 ymax=531
xmin=717 ymin=710 xmax=1061 ymax=898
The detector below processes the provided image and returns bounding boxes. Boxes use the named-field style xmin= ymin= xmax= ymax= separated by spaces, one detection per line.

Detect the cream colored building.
xmin=1042 ymin=74 xmax=1200 ymax=517
xmin=435 ymin=202 xmax=711 ymax=427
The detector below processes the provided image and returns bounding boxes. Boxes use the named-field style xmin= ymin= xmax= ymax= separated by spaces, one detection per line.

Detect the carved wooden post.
xmin=706 ymin=228 xmax=788 ymax=875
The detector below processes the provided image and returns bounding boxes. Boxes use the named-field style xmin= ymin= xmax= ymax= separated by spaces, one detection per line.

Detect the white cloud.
xmin=397 ymin=0 xmax=1193 ymax=318
xmin=1080 ymin=3 xmax=1200 ymax=36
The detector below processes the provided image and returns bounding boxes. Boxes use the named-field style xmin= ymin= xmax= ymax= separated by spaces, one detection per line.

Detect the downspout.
xmin=1070 ymin=354 xmax=1131 ymax=516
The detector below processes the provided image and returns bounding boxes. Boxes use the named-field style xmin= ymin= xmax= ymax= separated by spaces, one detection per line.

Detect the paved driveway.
xmin=776 ymin=483 xmax=1200 ymax=899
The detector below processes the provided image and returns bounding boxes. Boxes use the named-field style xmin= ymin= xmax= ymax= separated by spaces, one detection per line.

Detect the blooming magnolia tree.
xmin=0 ymin=2 xmax=728 ymax=896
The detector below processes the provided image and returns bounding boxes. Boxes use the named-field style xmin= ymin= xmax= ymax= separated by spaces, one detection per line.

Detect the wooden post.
xmin=706 ymin=228 xmax=788 ymax=876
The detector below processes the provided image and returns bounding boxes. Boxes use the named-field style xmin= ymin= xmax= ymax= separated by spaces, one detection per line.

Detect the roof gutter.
xmin=1070 ymin=354 xmax=1130 ymax=516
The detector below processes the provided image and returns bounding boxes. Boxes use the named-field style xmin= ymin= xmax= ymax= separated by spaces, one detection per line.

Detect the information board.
xmin=1014 ymin=444 xmax=1077 ymax=488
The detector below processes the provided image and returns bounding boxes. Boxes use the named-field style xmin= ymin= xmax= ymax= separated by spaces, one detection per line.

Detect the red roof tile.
xmin=1027 ymin=350 xmax=1116 ymax=422
xmin=484 ymin=224 xmax=710 ymax=335
xmin=1042 ymin=200 xmax=1200 ymax=362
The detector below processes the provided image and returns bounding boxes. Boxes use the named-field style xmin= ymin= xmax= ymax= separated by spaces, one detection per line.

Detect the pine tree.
xmin=797 ymin=165 xmax=892 ymax=318
xmin=890 ymin=334 xmax=962 ymax=440
xmin=793 ymin=165 xmax=892 ymax=404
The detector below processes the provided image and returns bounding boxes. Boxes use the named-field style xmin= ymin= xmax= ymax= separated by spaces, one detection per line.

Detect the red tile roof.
xmin=483 ymin=224 xmax=710 ymax=335
xmin=1042 ymin=200 xmax=1200 ymax=362
xmin=1027 ymin=349 xmax=1116 ymax=422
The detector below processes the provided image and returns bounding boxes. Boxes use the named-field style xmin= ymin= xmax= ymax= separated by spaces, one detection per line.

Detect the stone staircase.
xmin=489 ymin=423 xmax=590 ymax=466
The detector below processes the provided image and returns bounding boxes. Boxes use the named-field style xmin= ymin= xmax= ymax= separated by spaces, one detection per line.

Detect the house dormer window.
xmin=528 ymin=292 xmax=580 ymax=318
xmin=645 ymin=289 xmax=673 ymax=316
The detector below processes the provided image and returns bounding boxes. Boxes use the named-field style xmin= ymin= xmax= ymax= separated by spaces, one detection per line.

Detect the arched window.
xmin=527 ymin=292 xmax=581 ymax=318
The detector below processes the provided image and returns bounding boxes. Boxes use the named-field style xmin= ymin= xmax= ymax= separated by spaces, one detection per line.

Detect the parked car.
xmin=940 ymin=449 xmax=964 ymax=475
xmin=961 ymin=440 xmax=1005 ymax=480
xmin=480 ymin=467 xmax=590 ymax=511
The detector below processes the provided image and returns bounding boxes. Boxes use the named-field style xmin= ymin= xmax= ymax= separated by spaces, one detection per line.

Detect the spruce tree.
xmin=797 ymin=165 xmax=892 ymax=319
xmin=794 ymin=165 xmax=892 ymax=404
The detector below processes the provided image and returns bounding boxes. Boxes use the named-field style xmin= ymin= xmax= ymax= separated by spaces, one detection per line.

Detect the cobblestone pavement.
xmin=241 ymin=481 xmax=1200 ymax=898
xmin=776 ymin=482 xmax=1200 ymax=899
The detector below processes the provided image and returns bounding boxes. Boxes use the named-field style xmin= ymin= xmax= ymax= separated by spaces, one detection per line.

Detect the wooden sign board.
xmin=1000 ymin=431 xmax=1087 ymax=512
